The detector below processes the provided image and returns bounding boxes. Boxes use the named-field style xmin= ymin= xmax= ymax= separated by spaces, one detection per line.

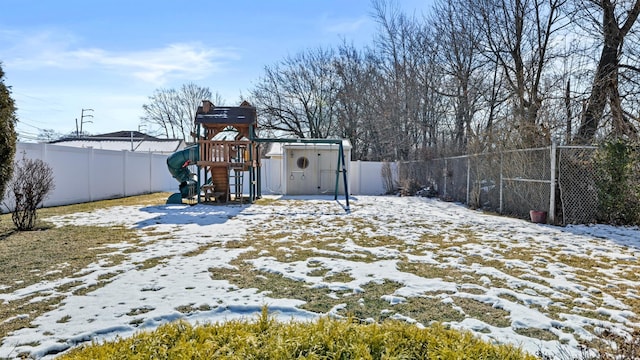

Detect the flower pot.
xmin=529 ymin=210 xmax=547 ymax=224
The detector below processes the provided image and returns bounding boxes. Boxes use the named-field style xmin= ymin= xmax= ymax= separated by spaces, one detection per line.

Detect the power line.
xmin=17 ymin=120 xmax=45 ymax=131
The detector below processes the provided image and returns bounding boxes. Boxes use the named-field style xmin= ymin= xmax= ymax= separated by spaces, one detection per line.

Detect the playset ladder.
xmin=228 ymin=164 xmax=244 ymax=203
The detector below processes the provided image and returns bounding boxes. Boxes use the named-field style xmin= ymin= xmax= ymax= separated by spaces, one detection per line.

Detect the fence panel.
xmin=351 ymin=161 xmax=386 ymax=195
xmin=445 ymin=157 xmax=468 ymax=203
xmin=501 ymin=148 xmax=552 ymax=219
xmin=91 ymin=149 xmax=126 ymax=201
xmin=469 ymin=153 xmax=501 ymax=212
xmin=557 ymin=146 xmax=600 ymax=225
xmin=43 ymin=145 xmax=92 ymax=206
xmin=426 ymin=158 xmax=444 ymax=194
xmin=126 ymin=152 xmax=154 ymax=196
xmin=152 ymin=153 xmax=175 ymax=193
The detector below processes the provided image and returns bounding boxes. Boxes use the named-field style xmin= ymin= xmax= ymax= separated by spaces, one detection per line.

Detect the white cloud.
xmin=69 ymin=43 xmax=237 ymax=85
xmin=322 ymin=16 xmax=370 ymax=34
xmin=2 ymin=29 xmax=239 ymax=86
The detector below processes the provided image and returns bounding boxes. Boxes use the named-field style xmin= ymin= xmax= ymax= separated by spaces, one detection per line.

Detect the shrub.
xmin=58 ymin=309 xmax=536 ymax=360
xmin=6 ymin=156 xmax=55 ymax=230
xmin=0 ymin=63 xmax=18 ymax=208
xmin=594 ymin=139 xmax=640 ymax=225
xmin=399 ymin=177 xmax=423 ymax=196
xmin=584 ymin=328 xmax=640 ymax=360
xmin=381 ymin=161 xmax=396 ymax=194
xmin=536 ymin=328 xmax=640 ymax=360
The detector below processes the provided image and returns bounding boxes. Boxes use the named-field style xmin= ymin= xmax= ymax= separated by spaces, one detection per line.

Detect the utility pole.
xmin=80 ymin=108 xmax=94 ymax=135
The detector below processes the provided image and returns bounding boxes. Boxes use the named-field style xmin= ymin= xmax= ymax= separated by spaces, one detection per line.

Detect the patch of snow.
xmin=381 ymin=295 xmax=406 ymax=305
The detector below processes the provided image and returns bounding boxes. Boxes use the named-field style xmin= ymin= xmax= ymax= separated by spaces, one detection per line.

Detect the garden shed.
xmin=265 ymin=140 xmax=351 ymax=195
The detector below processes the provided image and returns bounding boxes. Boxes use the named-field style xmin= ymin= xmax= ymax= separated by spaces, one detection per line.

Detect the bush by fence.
xmin=6 ymin=156 xmax=55 ymax=230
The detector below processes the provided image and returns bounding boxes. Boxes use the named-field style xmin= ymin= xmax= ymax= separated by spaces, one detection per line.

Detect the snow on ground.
xmin=1 ymin=195 xmax=639 ymax=359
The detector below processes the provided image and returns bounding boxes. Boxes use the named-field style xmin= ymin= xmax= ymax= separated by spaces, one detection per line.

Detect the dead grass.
xmin=324 ymin=271 xmax=355 ymax=283
xmin=182 ymin=243 xmax=218 ymax=257
xmin=0 ymin=224 xmax=134 ymax=292
xmin=135 ymin=255 xmax=172 ymax=270
xmin=251 ymin=197 xmax=284 ymax=206
xmin=175 ymin=303 xmax=213 ymax=314
xmin=455 ymin=297 xmax=512 ymax=328
xmin=515 ymin=327 xmax=559 ymax=342
xmin=37 ymin=192 xmax=172 ymax=217
xmin=395 ymin=295 xmax=466 ymax=324
xmin=126 ymin=306 xmax=155 ymax=316
xmin=56 ymin=315 xmax=72 ymax=324
xmin=398 ymin=260 xmax=478 ymax=285
xmin=0 ymin=295 xmax=65 ymax=343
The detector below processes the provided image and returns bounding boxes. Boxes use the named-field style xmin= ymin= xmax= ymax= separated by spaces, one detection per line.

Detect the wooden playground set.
xmin=166 ymin=100 xmax=351 ymax=212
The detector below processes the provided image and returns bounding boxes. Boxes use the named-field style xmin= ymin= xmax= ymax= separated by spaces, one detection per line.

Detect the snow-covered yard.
xmin=1 ymin=195 xmax=639 ymax=359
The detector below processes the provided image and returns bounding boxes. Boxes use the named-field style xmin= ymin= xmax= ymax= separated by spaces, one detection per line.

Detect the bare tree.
xmin=334 ymin=42 xmax=371 ymax=160
xmin=6 ymin=156 xmax=54 ymax=231
xmin=404 ymin=19 xmax=447 ymax=157
xmin=177 ymin=83 xmax=214 ymax=141
xmin=141 ymin=88 xmax=179 ymax=139
xmin=251 ymin=47 xmax=339 ymax=139
xmin=430 ymin=0 xmax=485 ymax=152
xmin=574 ymin=0 xmax=640 ymax=143
xmin=141 ymin=83 xmax=213 ymax=140
xmin=371 ymin=0 xmax=425 ymax=160
xmin=473 ymin=0 xmax=568 ymax=146
xmin=37 ymin=129 xmax=64 ymax=142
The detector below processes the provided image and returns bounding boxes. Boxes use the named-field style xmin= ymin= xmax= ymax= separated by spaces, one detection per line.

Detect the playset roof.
xmin=195 ymin=104 xmax=257 ymax=126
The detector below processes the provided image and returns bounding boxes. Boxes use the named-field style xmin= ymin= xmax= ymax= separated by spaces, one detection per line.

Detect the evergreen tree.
xmin=0 ymin=62 xmax=18 ymax=203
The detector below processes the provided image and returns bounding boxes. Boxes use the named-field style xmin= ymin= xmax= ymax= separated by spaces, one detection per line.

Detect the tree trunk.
xmin=575 ymin=40 xmax=619 ymax=143
xmin=574 ymin=0 xmax=640 ymax=144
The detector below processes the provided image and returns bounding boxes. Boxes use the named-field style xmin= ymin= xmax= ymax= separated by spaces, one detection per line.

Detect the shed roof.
xmin=265 ymin=139 xmax=352 ymax=157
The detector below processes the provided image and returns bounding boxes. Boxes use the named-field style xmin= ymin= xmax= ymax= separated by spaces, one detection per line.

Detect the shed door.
xmin=286 ymin=149 xmax=318 ymax=195
xmin=318 ymin=149 xmax=338 ymax=194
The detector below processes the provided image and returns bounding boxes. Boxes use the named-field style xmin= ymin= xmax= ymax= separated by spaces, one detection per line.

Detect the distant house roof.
xmin=50 ymin=131 xmax=186 ymax=154
xmin=86 ymin=130 xmax=161 ymax=140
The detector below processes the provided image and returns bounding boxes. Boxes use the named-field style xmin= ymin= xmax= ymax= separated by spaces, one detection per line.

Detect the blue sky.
xmin=1 ymin=0 xmax=430 ymax=140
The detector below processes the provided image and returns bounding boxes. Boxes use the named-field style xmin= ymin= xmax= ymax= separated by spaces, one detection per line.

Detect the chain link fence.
xmin=501 ymin=148 xmax=552 ymax=219
xmin=557 ymin=146 xmax=599 ymax=224
xmin=396 ymin=144 xmax=611 ymax=225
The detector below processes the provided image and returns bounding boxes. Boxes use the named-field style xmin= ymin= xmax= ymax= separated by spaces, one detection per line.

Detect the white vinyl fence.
xmin=4 ymin=143 xmax=176 ymax=209
xmin=2 ymin=143 xmax=387 ymax=211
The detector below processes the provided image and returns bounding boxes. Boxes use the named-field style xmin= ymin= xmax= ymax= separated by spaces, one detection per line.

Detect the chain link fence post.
xmin=549 ymin=142 xmax=557 ymax=224
xmin=499 ymin=152 xmax=503 ymax=214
